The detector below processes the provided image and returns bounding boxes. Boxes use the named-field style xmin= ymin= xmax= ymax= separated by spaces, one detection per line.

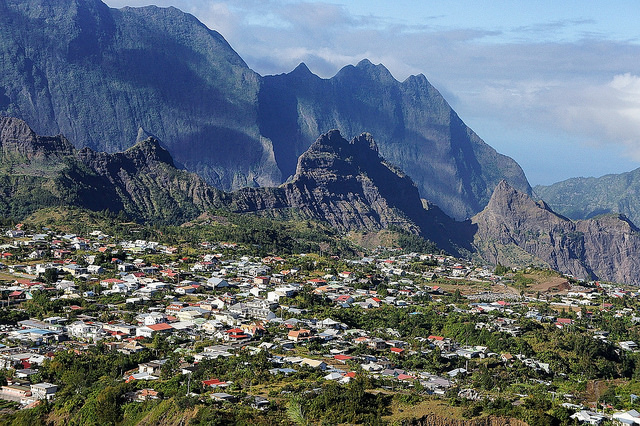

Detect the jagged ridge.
xmin=5 ymin=115 xmax=640 ymax=285
xmin=230 ymin=130 xmax=423 ymax=233
xmin=472 ymin=181 xmax=640 ymax=284
xmin=0 ymin=116 xmax=223 ymax=223
xmin=228 ymin=130 xmax=463 ymax=253
xmin=259 ymin=59 xmax=532 ymax=219
xmin=0 ymin=0 xmax=531 ymax=220
xmin=0 ymin=117 xmax=459 ymax=251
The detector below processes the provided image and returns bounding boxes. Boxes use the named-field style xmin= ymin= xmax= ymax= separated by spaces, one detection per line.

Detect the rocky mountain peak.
xmin=472 ymin=178 xmax=640 ymax=284
xmin=352 ymin=132 xmax=379 ymax=155
xmin=488 ymin=179 xmax=524 ymax=203
xmin=355 ymin=59 xmax=395 ymax=80
xmin=230 ymin=130 xmax=432 ymax=237
xmin=0 ymin=115 xmax=75 ymax=159
xmin=484 ymin=180 xmax=546 ymax=217
xmin=333 ymin=59 xmax=396 ymax=84
xmin=1 ymin=116 xmax=38 ymax=145
xmin=290 ymin=62 xmax=314 ymax=77
xmin=135 ymin=127 xmax=156 ymax=144
xmin=294 ymin=130 xmax=387 ymax=184
xmin=306 ymin=129 xmax=346 ymax=150
xmin=303 ymin=130 xmax=378 ymax=157
xmin=122 ymin=136 xmax=175 ymax=168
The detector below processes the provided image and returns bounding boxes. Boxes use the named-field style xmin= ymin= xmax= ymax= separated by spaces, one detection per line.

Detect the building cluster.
xmin=1 ymin=225 xmax=639 ymax=423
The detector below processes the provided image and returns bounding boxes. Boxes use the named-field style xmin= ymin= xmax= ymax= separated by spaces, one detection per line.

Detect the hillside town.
xmin=1 ymin=223 xmax=640 ymax=425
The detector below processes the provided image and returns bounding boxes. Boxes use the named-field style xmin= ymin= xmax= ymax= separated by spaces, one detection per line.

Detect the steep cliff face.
xmin=259 ymin=60 xmax=531 ymax=219
xmin=0 ymin=115 xmax=75 ymax=168
xmin=472 ymin=181 xmax=640 ymax=284
xmin=0 ymin=0 xmax=530 ymax=220
xmin=0 ymin=0 xmax=279 ymax=190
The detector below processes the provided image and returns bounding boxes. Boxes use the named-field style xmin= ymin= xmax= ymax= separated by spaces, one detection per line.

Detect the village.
xmin=1 ymin=223 xmax=640 ymax=425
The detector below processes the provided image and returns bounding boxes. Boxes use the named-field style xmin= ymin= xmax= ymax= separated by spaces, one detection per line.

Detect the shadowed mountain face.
xmin=0 ymin=0 xmax=275 ymax=190
xmin=472 ymin=181 xmax=640 ymax=284
xmin=258 ymin=60 xmax=531 ymax=219
xmin=0 ymin=0 xmax=530 ymax=220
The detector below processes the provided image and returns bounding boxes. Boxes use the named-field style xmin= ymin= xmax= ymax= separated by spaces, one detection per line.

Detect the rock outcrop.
xmin=230 ymin=130 xmax=426 ymax=234
xmin=0 ymin=115 xmax=75 ymax=166
xmin=0 ymin=116 xmax=223 ymax=223
xmin=472 ymin=180 xmax=640 ymax=284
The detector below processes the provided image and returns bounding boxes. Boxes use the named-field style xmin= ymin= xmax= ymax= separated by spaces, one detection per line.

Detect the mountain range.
xmin=0 ymin=115 xmax=458 ymax=248
xmin=3 ymin=0 xmax=640 ymax=285
xmin=0 ymin=0 xmax=530 ymax=220
xmin=5 ymin=115 xmax=640 ymax=285
xmin=534 ymin=168 xmax=640 ymax=227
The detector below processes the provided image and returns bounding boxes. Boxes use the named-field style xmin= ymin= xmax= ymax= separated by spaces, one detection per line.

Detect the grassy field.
xmin=382 ymin=395 xmax=465 ymax=423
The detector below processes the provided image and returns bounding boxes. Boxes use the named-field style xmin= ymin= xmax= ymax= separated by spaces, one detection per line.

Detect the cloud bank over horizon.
xmin=104 ymin=0 xmax=640 ymax=185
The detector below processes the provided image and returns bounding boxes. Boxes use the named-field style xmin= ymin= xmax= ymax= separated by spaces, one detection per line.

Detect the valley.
xmin=0 ymin=215 xmax=639 ymax=425
xmin=1 ymin=1 xmax=639 ymax=424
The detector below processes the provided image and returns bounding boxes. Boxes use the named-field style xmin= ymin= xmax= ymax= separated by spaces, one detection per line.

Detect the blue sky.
xmin=104 ymin=0 xmax=640 ymax=185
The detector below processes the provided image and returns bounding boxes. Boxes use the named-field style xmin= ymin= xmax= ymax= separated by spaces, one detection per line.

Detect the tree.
xmin=495 ymin=263 xmax=509 ymax=275
xmin=287 ymin=396 xmax=310 ymax=426
xmin=41 ymin=268 xmax=58 ymax=284
xmin=453 ymin=289 xmax=462 ymax=301
xmin=95 ymin=385 xmax=122 ymax=425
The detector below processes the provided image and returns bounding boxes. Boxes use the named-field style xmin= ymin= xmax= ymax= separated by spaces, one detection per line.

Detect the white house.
xmin=206 ymin=277 xmax=230 ymax=289
xmin=30 ymin=383 xmax=57 ymax=400
xmin=67 ymin=321 xmax=105 ymax=342
xmin=87 ymin=265 xmax=104 ymax=275
xmin=613 ymin=409 xmax=640 ymax=425
xmin=570 ymin=410 xmax=606 ymax=424
xmin=620 ymin=341 xmax=638 ymax=351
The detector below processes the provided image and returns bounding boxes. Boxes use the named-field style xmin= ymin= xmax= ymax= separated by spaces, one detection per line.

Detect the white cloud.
xmin=464 ymin=73 xmax=640 ymax=157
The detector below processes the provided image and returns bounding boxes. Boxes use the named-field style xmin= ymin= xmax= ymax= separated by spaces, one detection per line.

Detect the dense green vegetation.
xmin=23 ymin=207 xmax=359 ymax=257
xmin=535 ymin=168 xmax=640 ymax=226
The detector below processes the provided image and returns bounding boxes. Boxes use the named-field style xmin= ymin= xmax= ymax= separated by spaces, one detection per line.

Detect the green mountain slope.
xmin=0 ymin=115 xmax=223 ymax=223
xmin=534 ymin=168 xmax=640 ymax=226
